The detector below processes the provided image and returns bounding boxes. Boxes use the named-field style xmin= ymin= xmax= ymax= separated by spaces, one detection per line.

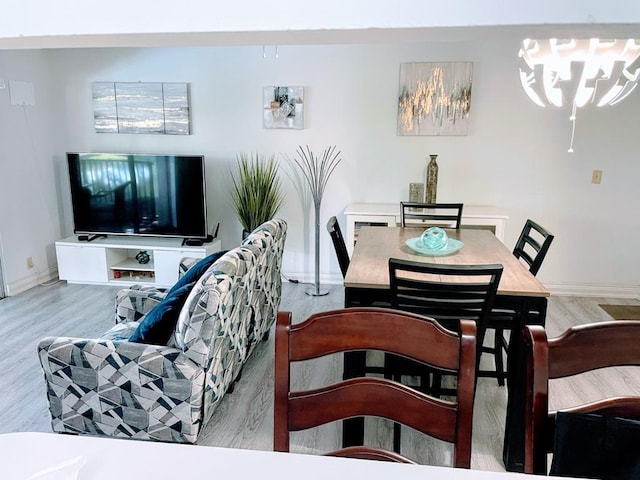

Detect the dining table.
xmin=342 ymin=226 xmax=550 ymax=472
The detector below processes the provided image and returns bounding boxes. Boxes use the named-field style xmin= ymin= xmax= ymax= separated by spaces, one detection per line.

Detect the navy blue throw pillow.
xmin=168 ymin=250 xmax=228 ymax=296
xmin=128 ymin=282 xmax=196 ymax=345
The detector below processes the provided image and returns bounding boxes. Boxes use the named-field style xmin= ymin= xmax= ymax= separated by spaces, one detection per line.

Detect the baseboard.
xmin=281 ymin=271 xmax=344 ymax=286
xmin=282 ymin=272 xmax=640 ymax=300
xmin=546 ymin=283 xmax=640 ymax=299
xmin=8 ymin=268 xmax=638 ymax=300
xmin=6 ymin=267 xmax=59 ymax=296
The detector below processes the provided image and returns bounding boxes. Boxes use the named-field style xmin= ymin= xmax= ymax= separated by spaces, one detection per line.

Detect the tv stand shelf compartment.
xmin=55 ymin=236 xmax=222 ymax=287
xmin=344 ymin=203 xmax=508 ymax=257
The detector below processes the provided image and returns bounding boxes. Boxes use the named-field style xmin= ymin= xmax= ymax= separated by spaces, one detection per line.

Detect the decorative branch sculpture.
xmin=291 ymin=145 xmax=342 ymax=296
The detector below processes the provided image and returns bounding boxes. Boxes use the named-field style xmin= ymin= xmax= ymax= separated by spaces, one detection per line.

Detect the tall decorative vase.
xmin=425 ymin=154 xmax=439 ymax=203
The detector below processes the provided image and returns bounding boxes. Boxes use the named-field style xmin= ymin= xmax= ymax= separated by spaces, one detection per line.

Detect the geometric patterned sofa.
xmin=37 ymin=219 xmax=287 ymax=443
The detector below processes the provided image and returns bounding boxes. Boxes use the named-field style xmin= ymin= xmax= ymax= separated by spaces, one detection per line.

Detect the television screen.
xmin=67 ymin=152 xmax=208 ymax=239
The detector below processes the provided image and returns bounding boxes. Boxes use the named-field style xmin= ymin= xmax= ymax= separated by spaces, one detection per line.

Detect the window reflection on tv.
xmin=67 ymin=153 xmax=208 ymax=239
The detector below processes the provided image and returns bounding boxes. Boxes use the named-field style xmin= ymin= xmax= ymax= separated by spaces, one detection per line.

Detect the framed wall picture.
xmin=263 ymin=86 xmax=304 ymax=129
xmin=92 ymin=82 xmax=190 ymax=135
xmin=397 ymin=62 xmax=473 ymax=136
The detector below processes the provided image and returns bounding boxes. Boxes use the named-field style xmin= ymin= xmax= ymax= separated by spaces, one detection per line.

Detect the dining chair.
xmin=273 ymin=308 xmax=477 ymax=467
xmin=326 ymin=215 xmax=350 ymax=278
xmin=387 ymin=259 xmax=502 ymax=388
xmin=400 ymin=202 xmax=463 ymax=229
xmin=523 ymin=321 xmax=640 ymax=477
xmin=386 ymin=258 xmax=501 ymax=455
xmin=483 ymin=219 xmax=554 ymax=386
xmin=327 ymin=215 xmax=390 ymax=309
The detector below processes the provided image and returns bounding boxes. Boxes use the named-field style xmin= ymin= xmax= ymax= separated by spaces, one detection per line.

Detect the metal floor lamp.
xmin=291 ymin=145 xmax=341 ymax=297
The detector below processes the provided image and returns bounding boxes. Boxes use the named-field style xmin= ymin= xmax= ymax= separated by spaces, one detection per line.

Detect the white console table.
xmin=344 ymin=203 xmax=508 ymax=256
xmin=55 ymin=236 xmax=222 ymax=287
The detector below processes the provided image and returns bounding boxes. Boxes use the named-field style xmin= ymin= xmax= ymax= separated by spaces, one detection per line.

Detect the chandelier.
xmin=519 ymin=38 xmax=640 ymax=152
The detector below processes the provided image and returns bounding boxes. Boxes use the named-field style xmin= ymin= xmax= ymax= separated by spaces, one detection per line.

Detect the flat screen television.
xmin=67 ymin=152 xmax=208 ymax=239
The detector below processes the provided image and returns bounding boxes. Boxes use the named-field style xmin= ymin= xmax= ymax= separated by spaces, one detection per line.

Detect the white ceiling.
xmin=1 ymin=0 xmax=639 ymax=50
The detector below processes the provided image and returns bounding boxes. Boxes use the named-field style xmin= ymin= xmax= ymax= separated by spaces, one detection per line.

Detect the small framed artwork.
xmin=263 ymin=86 xmax=304 ymax=129
xmin=397 ymin=62 xmax=473 ymax=136
xmin=409 ymin=183 xmax=425 ymax=203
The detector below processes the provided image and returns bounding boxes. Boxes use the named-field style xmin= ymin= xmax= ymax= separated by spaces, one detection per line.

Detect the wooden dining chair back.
xmin=326 ymin=216 xmax=350 ymax=278
xmin=400 ymin=202 xmax=464 ymax=229
xmin=484 ymin=219 xmax=554 ymax=386
xmin=523 ymin=322 xmax=640 ymax=476
xmin=274 ymin=308 xmax=477 ymax=467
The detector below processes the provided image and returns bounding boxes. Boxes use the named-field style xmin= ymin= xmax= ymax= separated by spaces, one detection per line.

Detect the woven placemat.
xmin=599 ymin=304 xmax=640 ymax=321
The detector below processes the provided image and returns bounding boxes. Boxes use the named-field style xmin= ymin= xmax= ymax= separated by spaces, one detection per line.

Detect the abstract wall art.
xmin=263 ymin=86 xmax=304 ymax=129
xmin=397 ymin=62 xmax=473 ymax=136
xmin=92 ymin=82 xmax=190 ymax=135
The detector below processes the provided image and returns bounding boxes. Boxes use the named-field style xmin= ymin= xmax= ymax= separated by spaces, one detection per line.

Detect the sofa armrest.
xmin=37 ymin=336 xmax=205 ymax=443
xmin=115 ymin=286 xmax=167 ymax=323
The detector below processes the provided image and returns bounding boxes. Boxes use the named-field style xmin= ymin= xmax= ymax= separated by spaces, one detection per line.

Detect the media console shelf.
xmin=55 ymin=236 xmax=222 ymax=287
xmin=344 ymin=203 xmax=508 ymax=257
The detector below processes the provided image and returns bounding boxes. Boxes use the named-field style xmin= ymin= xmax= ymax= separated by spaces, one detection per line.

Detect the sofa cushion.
xmin=128 ymin=282 xmax=196 ymax=345
xmin=102 ymin=321 xmax=140 ymax=341
xmin=171 ymin=250 xmax=228 ymax=294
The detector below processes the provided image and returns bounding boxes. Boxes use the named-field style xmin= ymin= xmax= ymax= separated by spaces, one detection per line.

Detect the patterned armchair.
xmin=38 ymin=219 xmax=287 ymax=443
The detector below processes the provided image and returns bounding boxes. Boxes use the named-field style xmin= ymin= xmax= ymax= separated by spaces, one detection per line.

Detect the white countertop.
xmin=1 ymin=432 xmax=563 ymax=480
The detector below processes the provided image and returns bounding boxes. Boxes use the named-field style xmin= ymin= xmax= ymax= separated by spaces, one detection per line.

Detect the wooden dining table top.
xmin=344 ymin=227 xmax=549 ymax=298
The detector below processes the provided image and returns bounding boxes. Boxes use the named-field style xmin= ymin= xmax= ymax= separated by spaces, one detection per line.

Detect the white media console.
xmin=55 ymin=235 xmax=222 ymax=287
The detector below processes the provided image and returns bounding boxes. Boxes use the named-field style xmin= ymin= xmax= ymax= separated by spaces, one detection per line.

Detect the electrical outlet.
xmin=26 ymin=257 xmax=34 ymax=269
xmin=591 ymin=170 xmax=602 ymax=184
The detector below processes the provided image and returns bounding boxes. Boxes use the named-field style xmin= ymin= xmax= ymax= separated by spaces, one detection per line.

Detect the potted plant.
xmin=231 ymin=152 xmax=285 ymax=238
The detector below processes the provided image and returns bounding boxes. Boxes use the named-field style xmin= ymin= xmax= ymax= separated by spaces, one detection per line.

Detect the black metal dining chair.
xmin=400 ymin=202 xmax=463 ymax=229
xmin=386 ymin=258 xmax=503 ymax=452
xmin=326 ymin=216 xmax=350 ymax=279
xmin=482 ymin=219 xmax=554 ymax=385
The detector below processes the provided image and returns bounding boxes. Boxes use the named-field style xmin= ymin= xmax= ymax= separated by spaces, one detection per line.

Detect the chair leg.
xmin=494 ymin=328 xmax=505 ymax=386
xmin=431 ymin=372 xmax=443 ymax=398
xmin=393 ymin=421 xmax=402 ymax=453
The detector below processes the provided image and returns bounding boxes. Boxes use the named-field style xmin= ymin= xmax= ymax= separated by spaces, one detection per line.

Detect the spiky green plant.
xmin=231 ymin=153 xmax=285 ymax=233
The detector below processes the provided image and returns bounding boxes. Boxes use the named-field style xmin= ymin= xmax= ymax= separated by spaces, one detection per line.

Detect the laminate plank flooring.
xmin=0 ymin=282 xmax=638 ymax=472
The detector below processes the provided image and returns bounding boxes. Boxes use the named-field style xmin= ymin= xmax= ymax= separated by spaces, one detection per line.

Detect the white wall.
xmin=1 ymin=35 xmax=639 ymax=296
xmin=0 ymin=50 xmax=66 ymax=294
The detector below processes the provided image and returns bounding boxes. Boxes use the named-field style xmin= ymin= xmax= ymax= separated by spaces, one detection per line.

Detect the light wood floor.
xmin=0 ymin=281 xmax=638 ymax=471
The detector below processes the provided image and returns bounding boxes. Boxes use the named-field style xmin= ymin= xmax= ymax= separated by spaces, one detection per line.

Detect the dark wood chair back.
xmin=513 ymin=219 xmax=554 ymax=275
xmin=523 ymin=322 xmax=640 ymax=475
xmin=274 ymin=308 xmax=477 ymax=467
xmin=326 ymin=216 xmax=350 ymax=278
xmin=400 ymin=202 xmax=463 ymax=229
